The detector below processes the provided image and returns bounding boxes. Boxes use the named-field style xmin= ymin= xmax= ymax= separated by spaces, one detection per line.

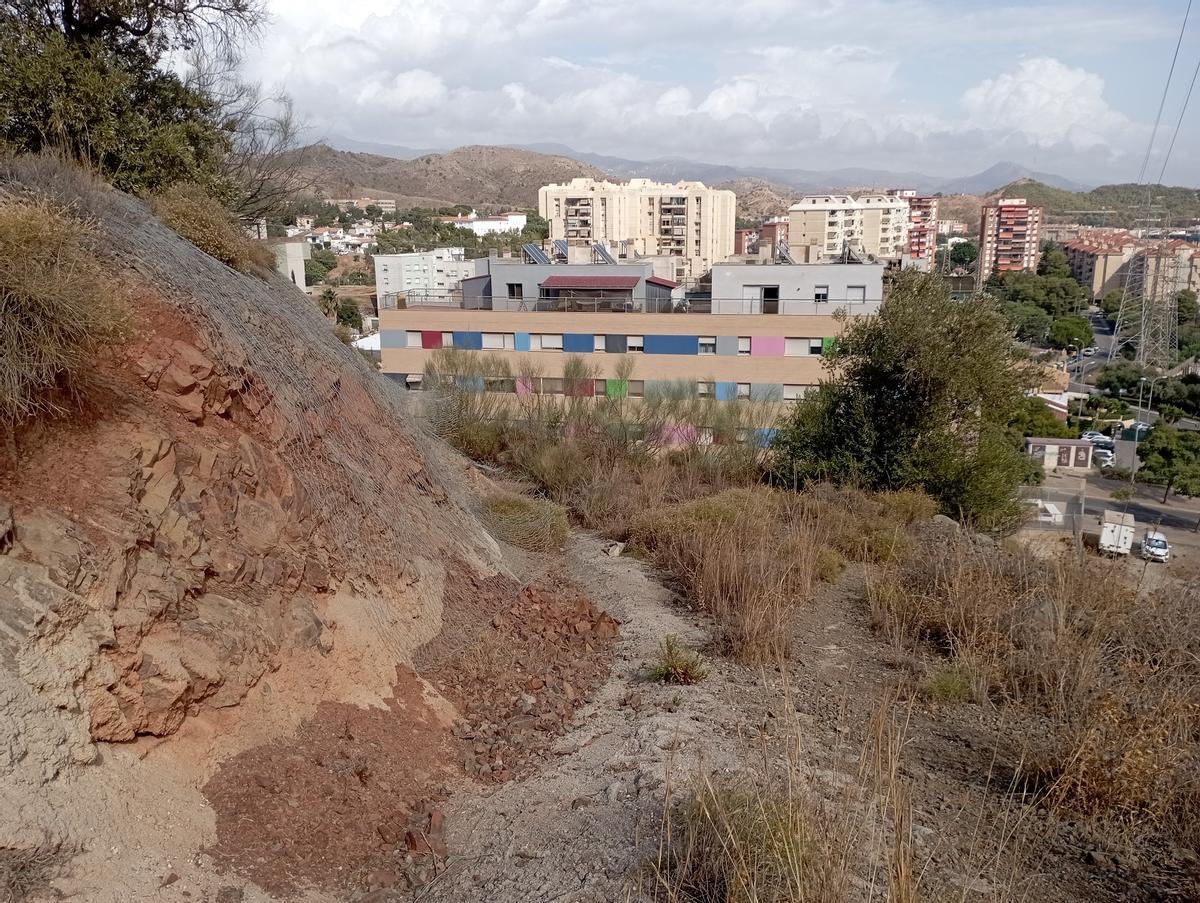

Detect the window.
xmin=594 ymin=335 xmax=606 ymax=352
xmin=441 ymin=332 xmax=454 ymax=347
xmin=784 ymin=337 xmax=807 ymax=357
xmin=698 ymin=381 xmax=714 ymax=398
xmin=540 ymin=333 xmax=563 ymax=351
xmin=594 ymin=379 xmax=607 ymax=396
xmin=846 ymin=285 xmax=866 ymax=302
xmin=809 ymin=339 xmax=824 ymax=355
xmin=507 ymin=282 xmax=523 ymax=299
xmin=627 ymin=335 xmax=644 ymax=353
xmin=529 ymin=333 xmax=543 ymax=351
xmin=482 ymin=332 xmax=505 ymax=350
xmin=628 ymin=380 xmax=645 ymax=398
xmin=762 ymin=285 xmax=780 ymax=314
xmin=541 ymin=377 xmax=564 ymax=395
xmin=484 ymin=377 xmax=515 ymax=393
xmin=504 ymin=333 xmax=516 ymax=350
xmin=783 ymin=385 xmax=810 ymax=401
xmin=736 ymin=383 xmax=751 ymax=399
xmin=737 ymin=337 xmax=751 ymax=356
xmin=814 ymin=285 xmax=829 ymax=303
xmin=699 ymin=336 xmax=716 ymax=355
xmin=405 ymin=331 xmax=422 ymax=348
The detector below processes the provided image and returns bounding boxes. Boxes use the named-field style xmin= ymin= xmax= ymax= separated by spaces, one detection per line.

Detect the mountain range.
xmin=323 ymin=134 xmax=1091 ymax=196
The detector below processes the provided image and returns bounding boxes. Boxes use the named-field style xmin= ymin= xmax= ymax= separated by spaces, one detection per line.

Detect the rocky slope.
xmin=293 ymin=143 xmax=606 ymax=209
xmin=0 ymin=159 xmax=542 ymax=899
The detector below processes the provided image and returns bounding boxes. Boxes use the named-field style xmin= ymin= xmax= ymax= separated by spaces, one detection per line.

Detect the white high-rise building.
xmin=787 ymin=194 xmax=910 ymax=261
xmin=538 ymin=178 xmax=736 ymax=281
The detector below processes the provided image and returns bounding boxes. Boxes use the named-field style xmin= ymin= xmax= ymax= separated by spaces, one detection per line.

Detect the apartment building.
xmin=979 ymin=198 xmax=1043 ymax=276
xmin=330 ymin=197 xmax=397 ymax=213
xmin=787 ymin=194 xmax=909 ymax=261
xmin=374 ymin=248 xmax=476 ymax=304
xmin=1063 ymin=230 xmax=1139 ymax=298
xmin=888 ymin=189 xmax=938 ymax=268
xmin=439 ymin=211 xmax=528 ymax=236
xmin=1064 ymin=230 xmax=1200 ymax=299
xmin=377 ymin=258 xmax=884 ymax=408
xmin=538 ymin=178 xmax=736 ymax=282
xmin=759 ymin=216 xmax=789 ymax=251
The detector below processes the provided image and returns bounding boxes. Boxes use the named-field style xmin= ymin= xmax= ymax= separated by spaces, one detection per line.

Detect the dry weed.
xmin=0 ymin=196 xmax=126 ymax=425
xmin=153 ymin=183 xmax=275 ymax=276
xmin=646 ymin=636 xmax=710 ymax=685
xmin=481 ymin=490 xmax=568 ymax=553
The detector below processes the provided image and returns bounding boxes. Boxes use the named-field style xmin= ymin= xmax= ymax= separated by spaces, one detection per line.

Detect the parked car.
xmin=1093 ymin=449 xmax=1115 ymax=467
xmin=1141 ymin=530 xmax=1170 ymax=563
xmin=1082 ymin=431 xmax=1107 ymax=441
xmin=1082 ymin=347 xmax=1097 ymax=356
xmin=1091 ymin=437 xmax=1116 ymax=452
xmin=1131 ymin=420 xmax=1152 ymax=433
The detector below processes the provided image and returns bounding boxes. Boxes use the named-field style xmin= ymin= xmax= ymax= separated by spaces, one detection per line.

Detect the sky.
xmin=245 ymin=0 xmax=1200 ymax=186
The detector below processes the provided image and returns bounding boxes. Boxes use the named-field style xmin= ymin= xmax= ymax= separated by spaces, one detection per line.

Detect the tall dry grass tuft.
xmin=0 ymin=196 xmax=127 ymax=426
xmin=651 ymin=717 xmax=857 ymax=903
xmin=631 ymin=489 xmax=818 ymax=664
xmin=868 ymin=535 xmax=1200 ymax=839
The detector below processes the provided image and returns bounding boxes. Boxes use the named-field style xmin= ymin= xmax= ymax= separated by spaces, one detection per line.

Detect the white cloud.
xmin=961 ymin=57 xmax=1132 ymax=149
xmin=354 ymin=69 xmax=448 ymax=114
xmin=247 ymin=0 xmax=1195 ymax=182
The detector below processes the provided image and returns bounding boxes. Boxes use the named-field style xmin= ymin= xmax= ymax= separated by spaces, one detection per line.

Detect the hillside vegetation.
xmin=289 ymin=143 xmax=606 ymax=209
xmin=989 ymin=178 xmax=1200 ymax=226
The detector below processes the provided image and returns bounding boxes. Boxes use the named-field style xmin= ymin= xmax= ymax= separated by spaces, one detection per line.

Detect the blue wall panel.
xmin=452 ymin=331 xmax=483 ymax=350
xmin=644 ymin=334 xmax=699 ymax=355
xmin=563 ymin=333 xmax=594 ymax=353
xmin=715 ymin=381 xmax=738 ymax=401
xmin=514 ymin=331 xmax=531 ymax=352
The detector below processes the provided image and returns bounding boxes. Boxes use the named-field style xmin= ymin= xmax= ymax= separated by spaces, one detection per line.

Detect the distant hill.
xmin=987 ymin=179 xmax=1200 ymax=227
xmin=717 ymin=178 xmax=803 ymax=220
xmin=327 ymin=136 xmax=1090 ymax=197
xmin=291 ymin=143 xmax=605 ymax=209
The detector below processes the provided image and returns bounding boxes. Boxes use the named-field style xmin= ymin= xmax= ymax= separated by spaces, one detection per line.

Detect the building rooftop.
xmin=540 ymin=275 xmax=641 ymax=290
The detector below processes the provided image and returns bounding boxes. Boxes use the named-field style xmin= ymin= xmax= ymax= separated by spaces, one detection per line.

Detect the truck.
xmin=1099 ymin=509 xmax=1135 ymax=556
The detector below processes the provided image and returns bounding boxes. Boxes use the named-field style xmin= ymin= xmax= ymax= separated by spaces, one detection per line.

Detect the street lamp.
xmin=1132 ymin=375 xmax=1166 ymax=484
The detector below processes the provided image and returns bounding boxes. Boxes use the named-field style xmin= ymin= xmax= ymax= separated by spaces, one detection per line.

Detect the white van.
xmin=1141 ymin=530 xmax=1170 ymax=563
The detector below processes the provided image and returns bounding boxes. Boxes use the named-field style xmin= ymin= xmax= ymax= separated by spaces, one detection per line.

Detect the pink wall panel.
xmin=750 ymin=335 xmax=785 ymax=357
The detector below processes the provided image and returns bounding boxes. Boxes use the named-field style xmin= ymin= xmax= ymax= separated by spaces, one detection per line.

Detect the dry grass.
xmin=153 ymin=183 xmax=275 ymax=276
xmin=481 ymin=490 xmax=568 ymax=553
xmin=646 ymin=636 xmax=710 ymax=685
xmin=0 ymin=840 xmax=71 ymax=903
xmin=867 ymin=536 xmax=1200 ymax=839
xmin=0 ymin=196 xmax=126 ymax=426
xmin=631 ymin=489 xmax=818 ymax=664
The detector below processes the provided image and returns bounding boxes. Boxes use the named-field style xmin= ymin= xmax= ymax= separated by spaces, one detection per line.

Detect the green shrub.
xmin=646 ymin=636 xmax=709 ymax=685
xmin=481 ymin=490 xmax=568 ymax=552
xmin=153 ymin=183 xmax=275 ymax=276
xmin=0 ymin=197 xmax=126 ymax=425
xmin=920 ymin=665 xmax=973 ymax=704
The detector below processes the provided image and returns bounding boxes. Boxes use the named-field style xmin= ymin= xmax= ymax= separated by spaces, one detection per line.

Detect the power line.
xmin=1137 ymin=0 xmax=1192 ymax=184
xmin=1156 ymin=44 xmax=1200 ymax=185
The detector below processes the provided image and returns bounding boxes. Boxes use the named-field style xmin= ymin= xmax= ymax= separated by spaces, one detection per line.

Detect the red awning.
xmin=539 ymin=275 xmax=640 ymax=290
xmin=646 ymin=276 xmax=680 ymax=288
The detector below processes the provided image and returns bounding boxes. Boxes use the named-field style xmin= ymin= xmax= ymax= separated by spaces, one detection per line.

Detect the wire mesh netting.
xmin=0 ymin=158 xmax=492 ymax=588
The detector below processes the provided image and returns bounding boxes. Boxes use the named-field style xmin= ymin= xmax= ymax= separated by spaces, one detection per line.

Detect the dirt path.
xmin=418 ymin=533 xmax=755 ymax=903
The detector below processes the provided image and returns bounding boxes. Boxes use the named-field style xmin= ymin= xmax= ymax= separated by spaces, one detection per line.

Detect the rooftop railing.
xmin=388 ymin=292 xmax=882 ymax=315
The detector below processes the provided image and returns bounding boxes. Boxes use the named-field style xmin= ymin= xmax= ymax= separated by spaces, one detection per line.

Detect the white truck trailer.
xmin=1099 ymin=509 xmax=1135 ymax=556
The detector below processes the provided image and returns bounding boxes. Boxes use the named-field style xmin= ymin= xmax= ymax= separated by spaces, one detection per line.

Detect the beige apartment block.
xmin=787 ymin=194 xmax=910 ymax=261
xmin=538 ymin=178 xmax=735 ymax=282
xmin=380 ymin=308 xmax=838 ymax=395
